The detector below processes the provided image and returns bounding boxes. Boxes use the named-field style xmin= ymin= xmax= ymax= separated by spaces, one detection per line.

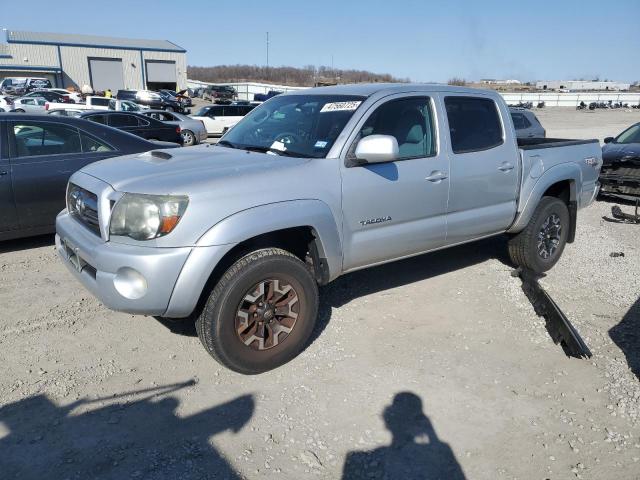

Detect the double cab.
xmin=56 ymin=84 xmax=602 ymax=374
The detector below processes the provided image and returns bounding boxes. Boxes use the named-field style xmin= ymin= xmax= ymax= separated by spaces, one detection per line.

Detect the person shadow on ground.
xmin=342 ymin=392 xmax=466 ymax=480
xmin=0 ymin=380 xmax=254 ymax=480
xmin=609 ymin=296 xmax=640 ymax=380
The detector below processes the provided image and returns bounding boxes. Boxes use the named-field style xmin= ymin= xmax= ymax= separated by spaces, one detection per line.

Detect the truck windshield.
xmin=220 ymin=94 xmax=366 ymax=158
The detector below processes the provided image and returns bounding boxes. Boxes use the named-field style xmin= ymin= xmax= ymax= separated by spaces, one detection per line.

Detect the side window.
xmin=225 ymin=106 xmax=241 ymax=116
xmin=22 ymin=99 xmax=35 ymax=105
xmin=85 ymin=114 xmax=107 ymax=125
xmin=521 ymin=115 xmax=532 ymax=128
xmin=136 ymin=117 xmax=150 ymax=127
xmin=511 ymin=113 xmax=526 ymax=130
xmin=11 ymin=122 xmax=81 ymax=157
xmin=110 ymin=114 xmax=139 ymax=128
xmin=355 ymin=97 xmax=436 ymax=160
xmin=91 ymin=98 xmax=111 ymax=107
xmin=209 ymin=107 xmax=223 ymax=117
xmin=444 ymin=96 xmax=503 ymax=154
xmin=80 ymin=131 xmax=115 ymax=153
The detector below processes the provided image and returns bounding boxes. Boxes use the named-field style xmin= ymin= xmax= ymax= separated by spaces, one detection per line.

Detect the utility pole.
xmin=266 ymin=32 xmax=270 ymax=70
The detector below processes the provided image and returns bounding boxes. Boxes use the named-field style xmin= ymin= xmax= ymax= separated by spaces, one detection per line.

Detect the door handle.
xmin=498 ymin=162 xmax=515 ymax=172
xmin=425 ymin=171 xmax=448 ymax=182
xmin=0 ymin=171 xmax=8 ymax=176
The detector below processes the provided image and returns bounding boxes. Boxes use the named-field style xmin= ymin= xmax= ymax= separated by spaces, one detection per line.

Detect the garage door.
xmin=89 ymin=58 xmax=124 ymax=92
xmin=146 ymin=61 xmax=177 ymax=83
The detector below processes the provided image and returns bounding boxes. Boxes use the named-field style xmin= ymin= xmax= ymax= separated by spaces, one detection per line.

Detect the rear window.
xmin=445 ymin=97 xmax=503 ymax=154
xmin=511 ymin=112 xmax=531 ymax=130
xmin=90 ymin=97 xmax=111 ymax=107
xmin=110 ymin=114 xmax=139 ymax=128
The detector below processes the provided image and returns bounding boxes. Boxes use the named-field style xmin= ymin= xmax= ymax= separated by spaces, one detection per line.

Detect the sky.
xmin=3 ymin=0 xmax=639 ymax=83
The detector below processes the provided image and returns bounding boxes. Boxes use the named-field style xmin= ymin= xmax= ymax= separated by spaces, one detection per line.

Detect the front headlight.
xmin=109 ymin=194 xmax=188 ymax=240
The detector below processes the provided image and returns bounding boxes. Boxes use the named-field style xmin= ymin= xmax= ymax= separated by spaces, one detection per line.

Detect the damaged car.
xmin=600 ymin=122 xmax=640 ymax=198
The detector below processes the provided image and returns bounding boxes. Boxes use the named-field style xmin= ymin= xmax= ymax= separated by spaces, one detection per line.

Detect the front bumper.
xmin=56 ymin=211 xmax=192 ymax=316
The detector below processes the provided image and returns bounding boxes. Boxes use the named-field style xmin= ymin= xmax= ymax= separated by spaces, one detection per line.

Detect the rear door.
xmin=204 ymin=106 xmax=224 ymax=134
xmin=0 ymin=121 xmax=19 ymax=232
xmin=442 ymin=95 xmax=520 ymax=243
xmin=8 ymin=120 xmax=117 ymax=228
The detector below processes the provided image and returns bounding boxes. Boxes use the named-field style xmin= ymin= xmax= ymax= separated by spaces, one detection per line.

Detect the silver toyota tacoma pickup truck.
xmin=56 ymin=84 xmax=602 ymax=373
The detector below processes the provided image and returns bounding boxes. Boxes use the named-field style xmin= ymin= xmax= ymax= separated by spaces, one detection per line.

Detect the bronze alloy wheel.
xmin=235 ymin=278 xmax=300 ymax=351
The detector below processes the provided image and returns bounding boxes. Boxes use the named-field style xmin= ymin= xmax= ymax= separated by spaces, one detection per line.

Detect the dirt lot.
xmin=1 ymin=108 xmax=640 ymax=480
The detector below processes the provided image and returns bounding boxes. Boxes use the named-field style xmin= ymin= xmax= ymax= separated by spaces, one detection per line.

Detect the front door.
xmin=8 ymin=120 xmax=116 ymax=229
xmin=441 ymin=95 xmax=520 ymax=244
xmin=341 ymin=94 xmax=449 ymax=271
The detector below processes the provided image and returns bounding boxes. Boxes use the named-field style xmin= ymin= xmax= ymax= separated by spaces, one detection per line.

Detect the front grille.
xmin=67 ymin=183 xmax=101 ymax=235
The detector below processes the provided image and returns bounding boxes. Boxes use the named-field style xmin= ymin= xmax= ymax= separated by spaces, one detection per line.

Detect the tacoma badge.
xmin=359 ymin=216 xmax=392 ymax=226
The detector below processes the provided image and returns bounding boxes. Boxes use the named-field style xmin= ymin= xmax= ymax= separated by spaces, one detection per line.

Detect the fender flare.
xmin=508 ymin=163 xmax=580 ymax=233
xmin=196 ymin=200 xmax=342 ymax=277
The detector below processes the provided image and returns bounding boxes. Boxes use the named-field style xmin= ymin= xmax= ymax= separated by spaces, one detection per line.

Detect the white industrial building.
xmin=535 ymin=80 xmax=630 ymax=91
xmin=0 ymin=30 xmax=187 ymax=92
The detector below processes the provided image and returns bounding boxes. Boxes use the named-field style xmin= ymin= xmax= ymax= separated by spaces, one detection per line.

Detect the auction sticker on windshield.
xmin=320 ymin=101 xmax=362 ymax=113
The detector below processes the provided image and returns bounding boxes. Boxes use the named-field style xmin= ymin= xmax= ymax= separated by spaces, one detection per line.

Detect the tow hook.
xmin=512 ymin=268 xmax=592 ymax=359
xmin=611 ymin=200 xmax=640 ymax=224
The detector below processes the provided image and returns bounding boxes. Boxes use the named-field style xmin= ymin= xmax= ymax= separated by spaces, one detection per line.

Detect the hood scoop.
xmin=141 ymin=150 xmax=174 ymax=164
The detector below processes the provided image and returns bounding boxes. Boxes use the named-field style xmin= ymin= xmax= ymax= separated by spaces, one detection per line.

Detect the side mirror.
xmin=604 ymin=137 xmax=614 ymax=144
xmin=354 ymin=135 xmax=399 ymax=164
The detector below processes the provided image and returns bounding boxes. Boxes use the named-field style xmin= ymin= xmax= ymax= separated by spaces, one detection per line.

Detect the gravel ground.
xmin=1 ymin=108 xmax=640 ymax=480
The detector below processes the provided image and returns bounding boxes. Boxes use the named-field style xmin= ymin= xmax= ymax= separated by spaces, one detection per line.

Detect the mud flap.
xmin=512 ymin=268 xmax=592 ymax=359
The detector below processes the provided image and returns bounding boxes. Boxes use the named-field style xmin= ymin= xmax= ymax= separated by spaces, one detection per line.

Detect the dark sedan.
xmin=79 ymin=111 xmax=183 ymax=145
xmin=0 ymin=113 xmax=179 ymax=241
xmin=600 ymin=122 xmax=640 ymax=198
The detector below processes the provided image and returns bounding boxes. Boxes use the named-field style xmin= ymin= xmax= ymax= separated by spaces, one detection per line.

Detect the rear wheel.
xmin=181 ymin=129 xmax=196 ymax=146
xmin=13 ymin=108 xmax=25 ymax=113
xmin=196 ymin=248 xmax=319 ymax=374
xmin=508 ymin=196 xmax=570 ymax=273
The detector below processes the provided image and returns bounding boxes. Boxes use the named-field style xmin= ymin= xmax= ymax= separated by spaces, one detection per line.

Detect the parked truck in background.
xmin=56 ymin=84 xmax=602 ymax=374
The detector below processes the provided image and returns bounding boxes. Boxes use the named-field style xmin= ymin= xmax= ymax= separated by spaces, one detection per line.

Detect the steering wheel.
xmin=273 ymin=132 xmax=300 ymax=146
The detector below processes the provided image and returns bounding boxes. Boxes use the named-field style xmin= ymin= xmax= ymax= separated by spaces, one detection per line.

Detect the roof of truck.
xmin=285 ymin=83 xmax=495 ymax=97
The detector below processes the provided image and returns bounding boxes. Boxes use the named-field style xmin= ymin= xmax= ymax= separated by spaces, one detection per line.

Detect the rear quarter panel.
xmin=509 ymin=140 xmax=602 ymax=232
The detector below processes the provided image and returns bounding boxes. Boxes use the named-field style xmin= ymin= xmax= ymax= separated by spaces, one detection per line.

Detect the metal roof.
xmin=6 ymin=30 xmax=186 ymax=53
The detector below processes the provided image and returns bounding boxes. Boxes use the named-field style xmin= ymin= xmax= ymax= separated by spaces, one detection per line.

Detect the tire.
xmin=196 ymin=248 xmax=319 ymax=374
xmin=508 ymin=196 xmax=570 ymax=273
xmin=166 ymin=106 xmax=174 ymax=112
xmin=14 ymin=109 xmax=25 ymax=113
xmin=181 ymin=129 xmax=195 ymax=146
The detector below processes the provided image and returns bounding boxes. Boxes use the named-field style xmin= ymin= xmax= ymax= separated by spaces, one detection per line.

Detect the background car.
xmin=141 ymin=109 xmax=207 ymax=146
xmin=108 ymin=99 xmax=146 ymax=112
xmin=23 ymin=90 xmax=74 ymax=104
xmin=47 ymin=109 xmax=86 ymax=117
xmin=116 ymin=90 xmax=185 ymax=112
xmin=600 ymin=122 xmax=640 ymax=198
xmin=11 ymin=96 xmax=47 ymax=113
xmin=0 ymin=96 xmax=14 ymax=112
xmin=202 ymin=85 xmax=237 ymax=103
xmin=191 ymin=103 xmax=256 ymax=136
xmin=509 ymin=107 xmax=546 ymax=139
xmin=47 ymin=88 xmax=84 ymax=103
xmin=160 ymin=89 xmax=193 ymax=107
xmin=0 ymin=77 xmax=52 ymax=96
xmin=79 ymin=111 xmax=183 ymax=144
xmin=0 ymin=113 xmax=179 ymax=241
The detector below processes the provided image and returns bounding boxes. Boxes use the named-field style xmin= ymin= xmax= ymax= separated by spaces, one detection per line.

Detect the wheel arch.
xmin=509 ymin=165 xmax=580 ymax=239
xmin=164 ymin=200 xmax=342 ymax=319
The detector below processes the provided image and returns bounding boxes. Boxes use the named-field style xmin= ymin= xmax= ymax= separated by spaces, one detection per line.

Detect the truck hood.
xmin=80 ymin=145 xmax=308 ymax=193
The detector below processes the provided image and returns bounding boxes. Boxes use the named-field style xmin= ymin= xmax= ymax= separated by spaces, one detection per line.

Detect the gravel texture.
xmin=1 ymin=107 xmax=640 ymax=479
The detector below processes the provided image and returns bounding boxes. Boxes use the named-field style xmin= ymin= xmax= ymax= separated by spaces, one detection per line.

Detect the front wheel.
xmin=508 ymin=196 xmax=570 ymax=273
xmin=196 ymin=248 xmax=319 ymax=374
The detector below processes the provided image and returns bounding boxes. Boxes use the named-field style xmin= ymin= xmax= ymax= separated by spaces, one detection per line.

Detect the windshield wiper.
xmin=242 ymin=145 xmax=314 ymax=158
xmin=217 ymin=140 xmax=238 ymax=149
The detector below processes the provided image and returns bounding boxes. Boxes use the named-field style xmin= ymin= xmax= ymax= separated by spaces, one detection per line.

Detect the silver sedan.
xmin=140 ymin=109 xmax=208 ymax=146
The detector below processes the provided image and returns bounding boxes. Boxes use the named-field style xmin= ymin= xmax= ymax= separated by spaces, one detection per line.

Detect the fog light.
xmin=113 ymin=267 xmax=147 ymax=300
